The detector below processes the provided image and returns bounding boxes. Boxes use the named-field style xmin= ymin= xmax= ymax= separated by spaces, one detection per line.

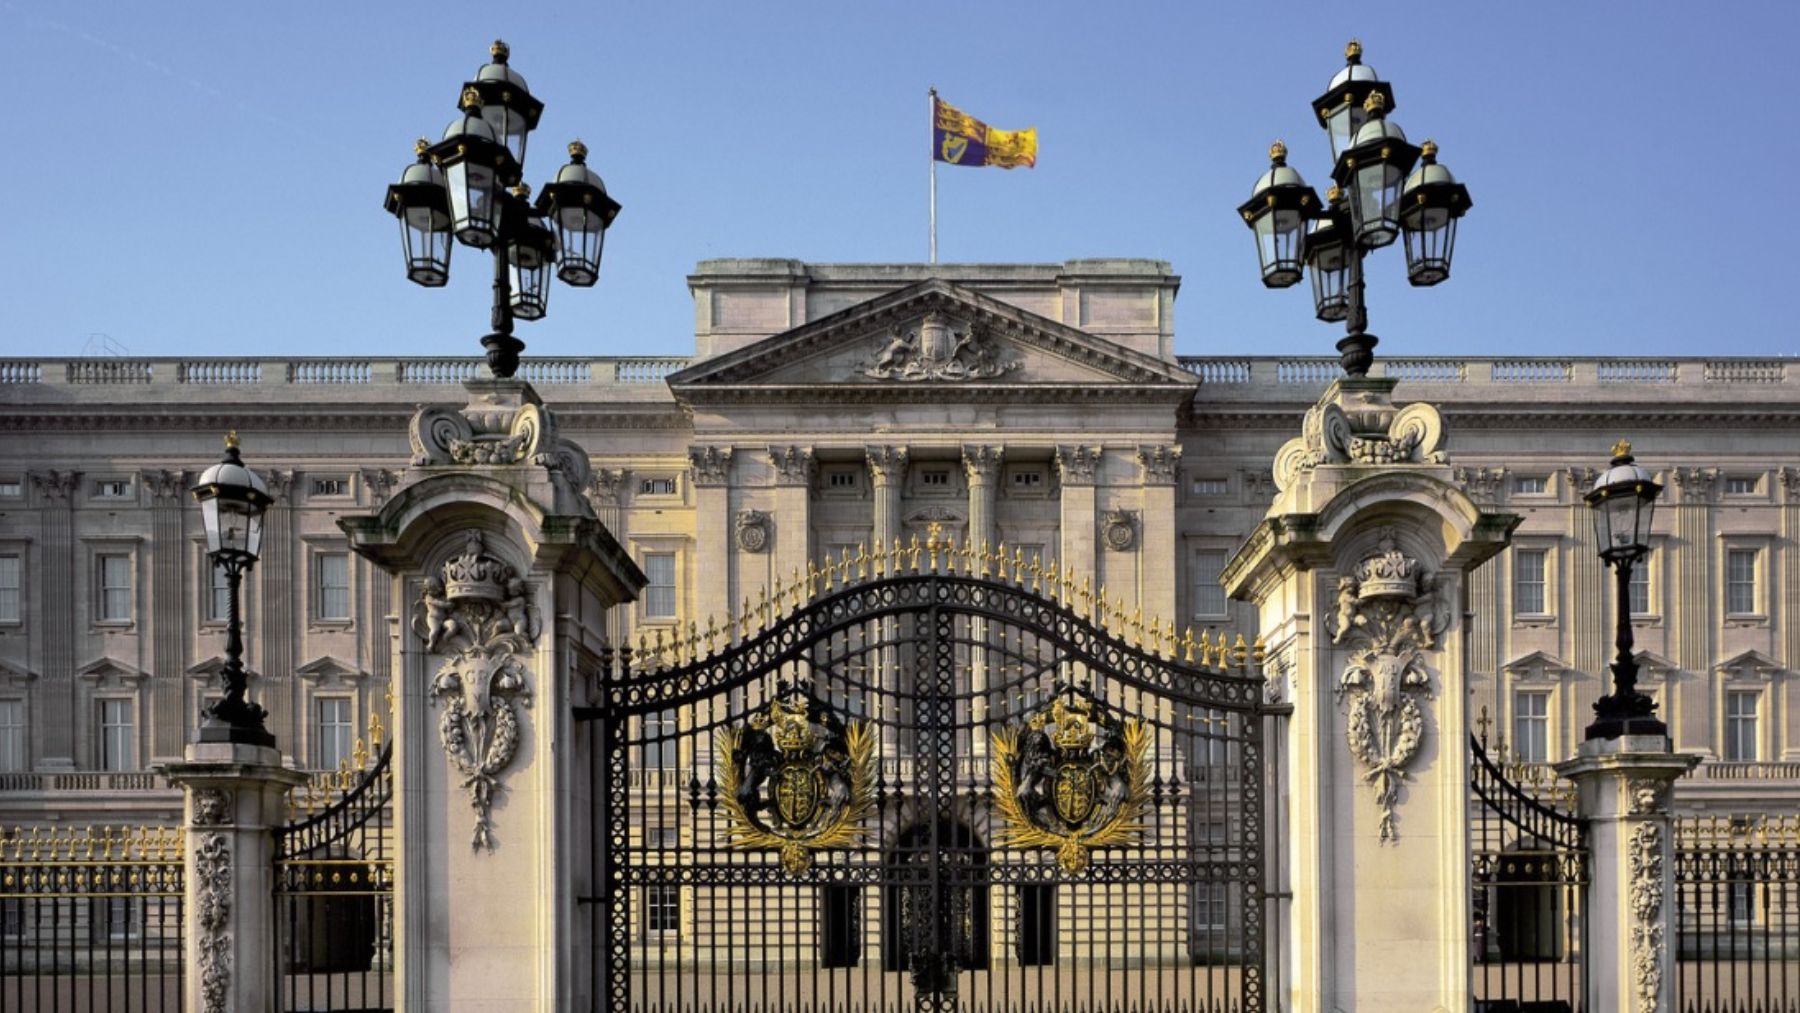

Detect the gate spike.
xmin=1096 ymin=585 xmax=1109 ymax=626
xmin=839 ymin=546 xmax=853 ymax=584
xmin=944 ymin=535 xmax=958 ymax=574
xmin=926 ymin=522 xmax=942 ymax=571
xmin=687 ymin=620 xmax=700 ymax=661
xmin=1233 ymin=633 xmax=1249 ymax=669
xmin=907 ymin=532 xmax=922 ymax=571
xmin=855 ymin=542 xmax=869 ymax=579
xmin=978 ymin=539 xmax=993 ymax=577
xmin=994 ymin=541 xmax=1009 ymax=580
xmin=960 ymin=537 xmax=975 ymax=574
xmin=1013 ymin=547 xmax=1027 ymax=584
xmin=1043 ymin=557 xmax=1059 ymax=600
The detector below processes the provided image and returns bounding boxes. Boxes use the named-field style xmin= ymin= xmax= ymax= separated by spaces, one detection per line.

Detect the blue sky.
xmin=3 ymin=1 xmax=1796 ymax=362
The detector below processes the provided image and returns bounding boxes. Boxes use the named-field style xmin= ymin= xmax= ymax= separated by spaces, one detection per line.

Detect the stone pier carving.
xmin=1328 ymin=530 xmax=1449 ymax=841
xmin=734 ymin=510 xmax=771 ymax=553
xmin=1273 ymin=396 xmax=1446 ymax=491
xmin=1629 ymin=822 xmax=1665 ymax=1013
xmin=195 ymin=833 xmax=232 ymax=1013
xmin=414 ymin=531 xmax=541 ymax=849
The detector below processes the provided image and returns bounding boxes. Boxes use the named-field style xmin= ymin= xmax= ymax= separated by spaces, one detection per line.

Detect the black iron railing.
xmin=274 ymin=742 xmax=395 ymax=1013
xmin=0 ymin=824 xmax=185 ymax=1011
xmin=1470 ymin=730 xmax=1588 ymax=1013
xmin=1675 ymin=815 xmax=1800 ymax=1012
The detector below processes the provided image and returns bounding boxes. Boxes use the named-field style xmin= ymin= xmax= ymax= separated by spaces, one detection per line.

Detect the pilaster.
xmin=145 ymin=470 xmax=189 ymax=760
xmin=1556 ymin=739 xmax=1699 ymax=1013
xmin=867 ymin=445 xmax=907 ymax=755
xmin=259 ymin=471 xmax=297 ymax=753
xmin=30 ymin=470 xmax=77 ymax=768
xmin=1670 ymin=469 xmax=1715 ymax=673
xmin=962 ymin=444 xmax=1003 ymax=552
xmin=1783 ymin=469 xmax=1800 ymax=759
xmin=690 ymin=446 xmax=734 ymax=640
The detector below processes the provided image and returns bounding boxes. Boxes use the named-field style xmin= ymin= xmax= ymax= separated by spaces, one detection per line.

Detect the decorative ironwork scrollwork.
xmin=715 ymin=687 xmax=874 ymax=875
xmin=992 ymin=693 xmax=1150 ymax=874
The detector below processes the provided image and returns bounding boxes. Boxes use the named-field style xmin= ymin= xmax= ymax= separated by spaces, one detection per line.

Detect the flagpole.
xmin=928 ymin=86 xmax=938 ymax=264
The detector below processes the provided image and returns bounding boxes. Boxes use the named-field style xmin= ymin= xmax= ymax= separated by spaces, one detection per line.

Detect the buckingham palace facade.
xmin=1 ymin=257 xmax=1797 ymax=828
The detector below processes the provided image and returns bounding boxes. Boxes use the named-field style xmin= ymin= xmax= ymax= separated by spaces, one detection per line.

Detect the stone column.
xmin=145 ymin=470 xmax=189 ymax=761
xmin=768 ymin=445 xmax=815 ymax=587
xmin=689 ymin=446 xmax=733 ymax=635
xmin=589 ymin=468 xmax=630 ymax=648
xmin=867 ymin=446 xmax=907 ymax=756
xmin=162 ymin=741 xmax=308 ymax=1013
xmin=1055 ymin=446 xmax=1101 ymax=593
xmin=1556 ymin=738 xmax=1698 ymax=1013
xmin=258 ymin=471 xmax=297 ymax=752
xmin=1224 ymin=378 xmax=1519 ymax=1013
xmin=963 ymin=445 xmax=1002 ymax=753
xmin=30 ymin=470 xmax=78 ymax=769
xmin=1137 ymin=445 xmax=1182 ymax=624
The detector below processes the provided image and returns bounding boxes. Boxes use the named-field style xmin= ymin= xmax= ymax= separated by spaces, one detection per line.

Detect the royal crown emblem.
xmin=442 ymin=531 xmax=512 ymax=601
xmin=993 ymin=693 xmax=1150 ymax=874
xmin=1352 ymin=529 xmax=1420 ymax=600
xmin=717 ymin=687 xmax=874 ymax=875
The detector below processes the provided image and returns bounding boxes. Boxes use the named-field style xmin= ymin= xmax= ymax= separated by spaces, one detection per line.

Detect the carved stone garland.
xmin=414 ymin=530 xmax=541 ymax=849
xmin=1273 ymin=395 xmax=1446 ymax=493
xmin=1328 ymin=530 xmax=1449 ymax=842
xmin=1629 ymin=822 xmax=1665 ymax=1013
xmin=195 ymin=834 xmax=232 ymax=1013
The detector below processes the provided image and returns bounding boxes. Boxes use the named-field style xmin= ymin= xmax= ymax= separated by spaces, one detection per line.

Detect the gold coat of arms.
xmin=993 ymin=695 xmax=1150 ymax=874
xmin=716 ymin=689 xmax=874 ymax=875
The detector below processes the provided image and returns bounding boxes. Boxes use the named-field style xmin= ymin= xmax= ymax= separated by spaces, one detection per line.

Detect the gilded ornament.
xmin=992 ymin=695 xmax=1151 ymax=874
xmin=715 ymin=689 xmax=874 ymax=875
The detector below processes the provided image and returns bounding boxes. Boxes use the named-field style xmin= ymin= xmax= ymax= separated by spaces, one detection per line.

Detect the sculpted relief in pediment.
xmin=862 ymin=312 xmax=1019 ymax=382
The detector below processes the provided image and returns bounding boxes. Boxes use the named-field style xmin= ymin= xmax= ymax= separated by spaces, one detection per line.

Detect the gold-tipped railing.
xmin=609 ymin=522 xmax=1264 ymax=679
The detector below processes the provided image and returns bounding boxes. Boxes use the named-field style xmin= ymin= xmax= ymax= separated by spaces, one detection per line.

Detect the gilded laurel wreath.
xmin=716 ymin=695 xmax=875 ymax=875
xmin=992 ymin=698 xmax=1151 ymax=875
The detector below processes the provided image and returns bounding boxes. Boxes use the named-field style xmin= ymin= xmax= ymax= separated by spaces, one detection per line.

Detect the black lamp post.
xmin=1239 ymin=41 xmax=1472 ymax=377
xmin=385 ymin=40 xmax=622 ymax=379
xmin=1583 ymin=440 xmax=1667 ymax=741
xmin=190 ymin=432 xmax=275 ymax=748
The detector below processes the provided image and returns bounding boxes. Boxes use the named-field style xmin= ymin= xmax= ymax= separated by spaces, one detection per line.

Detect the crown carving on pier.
xmin=1353 ymin=529 xmax=1421 ymax=600
xmin=442 ymin=532 xmax=514 ymax=602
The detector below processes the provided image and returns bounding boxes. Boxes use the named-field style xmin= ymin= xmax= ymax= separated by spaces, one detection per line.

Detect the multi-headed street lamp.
xmin=1583 ymin=441 xmax=1668 ymax=740
xmin=190 ymin=432 xmax=275 ymax=747
xmin=386 ymin=41 xmax=622 ymax=379
xmin=1239 ymin=41 xmax=1472 ymax=376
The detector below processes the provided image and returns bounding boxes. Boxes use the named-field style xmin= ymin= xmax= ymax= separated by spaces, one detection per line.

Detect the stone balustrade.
xmin=0 ymin=355 xmax=691 ymax=391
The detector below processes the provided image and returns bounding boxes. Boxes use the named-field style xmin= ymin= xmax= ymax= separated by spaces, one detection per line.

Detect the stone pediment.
xmin=296 ymin=655 xmax=367 ymax=685
xmin=667 ymin=279 xmax=1197 ymax=401
xmin=1502 ymin=650 xmax=1570 ymax=681
xmin=1716 ymin=649 xmax=1784 ymax=678
xmin=78 ymin=656 xmax=148 ymax=686
xmin=186 ymin=656 xmax=262 ymax=683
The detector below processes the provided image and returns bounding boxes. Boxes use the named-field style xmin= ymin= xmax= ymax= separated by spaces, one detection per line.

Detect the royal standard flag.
xmin=933 ymin=95 xmax=1037 ymax=169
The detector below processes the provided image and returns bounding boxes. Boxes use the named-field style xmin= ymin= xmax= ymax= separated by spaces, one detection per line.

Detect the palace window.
xmin=0 ymin=699 xmax=25 ymax=772
xmin=206 ymin=559 xmax=231 ymax=622
xmin=93 ymin=478 xmax=132 ymax=500
xmin=89 ymin=898 xmax=141 ymax=942
xmin=642 ymin=553 xmax=677 ymax=620
xmin=921 ymin=468 xmax=950 ymax=488
xmin=97 ymin=699 xmax=135 ymax=771
xmin=826 ymin=469 xmax=859 ymax=490
xmin=1729 ymin=882 xmax=1757 ymax=927
xmin=1513 ymin=691 xmax=1550 ymax=764
xmin=1191 ymin=549 xmax=1228 ymax=619
xmin=1628 ymin=552 xmax=1651 ymax=616
xmin=1191 ymin=477 xmax=1229 ymax=496
xmin=0 ymin=479 xmax=21 ymax=499
xmin=1724 ymin=690 xmax=1759 ymax=762
xmin=1009 ymin=467 xmax=1045 ymax=489
xmin=1514 ymin=550 xmax=1548 ymax=616
xmin=96 ymin=554 xmax=133 ymax=623
xmin=1513 ymin=476 xmax=1547 ymax=495
xmin=315 ymin=552 xmax=351 ymax=621
xmin=638 ymin=477 xmax=677 ymax=497
xmin=1724 ymin=476 xmax=1759 ymax=495
xmin=1726 ymin=548 xmax=1759 ymax=616
xmin=643 ymin=710 xmax=678 ymax=771
xmin=0 ymin=554 xmax=20 ymax=623
xmin=645 ymin=885 xmax=680 ymax=934
xmin=315 ymin=697 xmax=353 ymax=771
xmin=311 ymin=477 xmax=350 ymax=497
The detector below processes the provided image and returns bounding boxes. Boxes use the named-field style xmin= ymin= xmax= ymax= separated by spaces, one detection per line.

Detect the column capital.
xmin=587 ymin=467 xmax=629 ymax=505
xmin=962 ymin=444 xmax=1004 ymax=485
xmin=767 ymin=445 xmax=816 ymax=487
xmin=142 ymin=469 xmax=190 ymax=504
xmin=688 ymin=445 xmax=734 ymax=487
xmin=1054 ymin=445 xmax=1101 ymax=487
xmin=360 ymin=467 xmax=400 ymax=506
xmin=865 ymin=445 xmax=909 ymax=487
xmin=1136 ymin=444 xmax=1182 ymax=486
xmin=29 ymin=469 xmax=79 ymax=503
xmin=264 ymin=469 xmax=297 ymax=504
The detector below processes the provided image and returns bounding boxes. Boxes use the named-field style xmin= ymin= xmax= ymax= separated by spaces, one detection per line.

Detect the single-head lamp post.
xmin=1583 ymin=440 xmax=1667 ymax=741
xmin=189 ymin=432 xmax=275 ymax=748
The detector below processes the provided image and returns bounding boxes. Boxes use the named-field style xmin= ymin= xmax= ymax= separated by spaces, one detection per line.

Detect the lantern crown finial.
xmin=513 ymin=183 xmax=531 ymax=198
xmin=414 ymin=137 xmax=431 ymax=158
xmin=459 ymin=85 xmax=482 ymax=111
xmin=1269 ymin=140 xmax=1288 ymax=165
xmin=490 ymin=39 xmax=510 ymax=63
xmin=1420 ymin=139 xmax=1438 ymax=161
xmin=1345 ymin=39 xmax=1362 ymax=62
xmin=1611 ymin=439 xmax=1633 ymax=462
xmin=1326 ymin=184 xmax=1342 ymax=202
xmin=568 ymin=139 xmax=589 ymax=162
xmin=224 ymin=430 xmax=240 ymax=452
xmin=1362 ymin=90 xmax=1387 ymax=116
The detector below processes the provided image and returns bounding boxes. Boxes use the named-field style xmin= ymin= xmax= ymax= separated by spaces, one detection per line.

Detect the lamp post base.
xmin=1336 ymin=332 xmax=1378 ymax=377
xmin=1584 ymin=713 xmax=1668 ymax=743
xmin=197 ymin=718 xmax=276 ymax=749
xmin=481 ymin=333 xmax=525 ymax=379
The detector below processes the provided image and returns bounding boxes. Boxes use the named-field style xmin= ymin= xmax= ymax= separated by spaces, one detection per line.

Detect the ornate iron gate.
xmin=580 ymin=536 xmax=1269 ymax=1012
xmin=1469 ymin=716 xmax=1588 ymax=1012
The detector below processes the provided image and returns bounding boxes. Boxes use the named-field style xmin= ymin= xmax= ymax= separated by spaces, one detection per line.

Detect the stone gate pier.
xmin=1225 ymin=375 xmax=1519 ymax=1013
